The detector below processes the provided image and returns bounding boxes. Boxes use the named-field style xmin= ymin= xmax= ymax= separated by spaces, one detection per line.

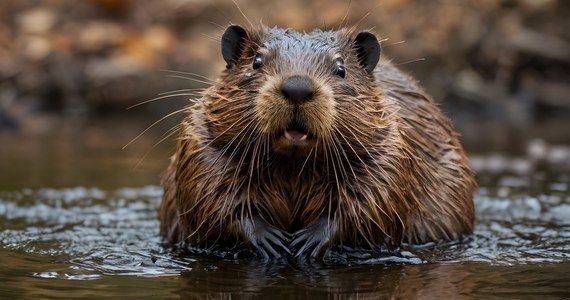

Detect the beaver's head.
xmin=202 ymin=25 xmax=385 ymax=160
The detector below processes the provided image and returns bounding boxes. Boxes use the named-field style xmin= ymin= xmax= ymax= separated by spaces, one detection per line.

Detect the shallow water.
xmin=1 ymin=130 xmax=569 ymax=299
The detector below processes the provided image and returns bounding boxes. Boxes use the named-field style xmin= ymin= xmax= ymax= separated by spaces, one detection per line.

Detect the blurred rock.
xmin=17 ymin=8 xmax=56 ymax=34
xmin=77 ymin=21 xmax=124 ymax=53
xmin=0 ymin=0 xmax=568 ymax=150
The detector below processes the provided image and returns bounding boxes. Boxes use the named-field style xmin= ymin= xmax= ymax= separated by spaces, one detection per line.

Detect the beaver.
xmin=159 ymin=24 xmax=476 ymax=259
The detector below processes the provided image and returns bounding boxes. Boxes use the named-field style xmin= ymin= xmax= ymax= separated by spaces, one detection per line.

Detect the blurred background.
xmin=1 ymin=0 xmax=569 ymax=189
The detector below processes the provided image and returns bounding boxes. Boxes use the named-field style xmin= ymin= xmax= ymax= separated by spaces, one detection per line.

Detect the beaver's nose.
xmin=281 ymin=75 xmax=314 ymax=105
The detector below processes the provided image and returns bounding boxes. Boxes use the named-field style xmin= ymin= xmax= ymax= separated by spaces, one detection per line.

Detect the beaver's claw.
xmin=243 ymin=216 xmax=292 ymax=259
xmin=291 ymin=217 xmax=335 ymax=259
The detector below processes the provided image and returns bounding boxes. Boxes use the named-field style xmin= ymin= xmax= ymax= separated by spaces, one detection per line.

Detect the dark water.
xmin=1 ymin=129 xmax=569 ymax=299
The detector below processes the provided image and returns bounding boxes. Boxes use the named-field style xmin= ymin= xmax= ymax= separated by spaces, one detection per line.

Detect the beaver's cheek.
xmin=254 ymin=78 xmax=293 ymax=134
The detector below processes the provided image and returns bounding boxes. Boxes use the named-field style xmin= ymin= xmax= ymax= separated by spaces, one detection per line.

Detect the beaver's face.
xmin=204 ymin=25 xmax=382 ymax=157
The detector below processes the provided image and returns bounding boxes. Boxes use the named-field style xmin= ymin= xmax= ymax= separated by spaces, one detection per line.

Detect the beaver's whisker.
xmin=127 ymin=94 xmax=200 ymax=110
xmin=204 ymin=114 xmax=253 ymax=193
xmin=297 ymin=147 xmax=314 ymax=178
xmin=179 ymin=188 xmax=217 ymax=217
xmin=201 ymin=108 xmax=255 ymax=126
xmin=232 ymin=126 xmax=254 ymax=177
xmin=335 ymin=105 xmax=384 ymax=129
xmin=250 ymin=137 xmax=262 ymax=189
xmin=133 ymin=123 xmax=183 ymax=170
xmin=201 ymin=32 xmax=222 ymax=44
xmin=335 ymin=122 xmax=383 ymax=174
xmin=330 ymin=135 xmax=350 ymax=181
xmin=123 ymin=107 xmax=187 ymax=150
xmin=312 ymin=138 xmax=321 ymax=173
xmin=349 ymin=3 xmax=381 ymax=33
xmin=248 ymin=122 xmax=264 ymax=179
xmin=338 ymin=0 xmax=353 ymax=30
xmin=329 ymin=190 xmax=336 ymax=242
xmin=242 ymin=129 xmax=261 ymax=222
xmin=231 ymin=0 xmax=255 ymax=29
xmin=324 ymin=140 xmax=342 ymax=193
xmin=158 ymin=88 xmax=204 ymax=96
xmin=207 ymin=21 xmax=226 ymax=31
xmin=160 ymin=69 xmax=216 ymax=84
xmin=202 ymin=110 xmax=255 ymax=150
xmin=218 ymin=117 xmax=256 ymax=174
xmin=382 ymin=40 xmax=406 ymax=48
xmin=321 ymin=139 xmax=329 ymax=180
xmin=392 ymin=57 xmax=426 ymax=66
xmin=165 ymin=74 xmax=214 ymax=86
xmin=331 ymin=132 xmax=358 ymax=184
xmin=354 ymin=210 xmax=381 ymax=249
xmin=330 ymin=141 xmax=351 ymax=237
xmin=263 ymin=132 xmax=274 ymax=186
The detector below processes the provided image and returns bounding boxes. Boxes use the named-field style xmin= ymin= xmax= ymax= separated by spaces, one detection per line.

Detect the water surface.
xmin=1 ymin=130 xmax=569 ymax=299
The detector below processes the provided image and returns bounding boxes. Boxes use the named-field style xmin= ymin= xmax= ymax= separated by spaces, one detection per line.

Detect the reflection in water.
xmin=175 ymin=261 xmax=479 ymax=299
xmin=1 ymin=141 xmax=570 ymax=298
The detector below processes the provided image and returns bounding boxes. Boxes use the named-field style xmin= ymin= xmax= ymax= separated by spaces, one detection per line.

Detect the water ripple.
xmin=1 ymin=167 xmax=569 ymax=277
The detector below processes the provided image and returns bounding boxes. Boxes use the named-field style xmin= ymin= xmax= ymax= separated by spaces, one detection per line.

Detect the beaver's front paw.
xmin=242 ymin=216 xmax=291 ymax=259
xmin=291 ymin=217 xmax=336 ymax=259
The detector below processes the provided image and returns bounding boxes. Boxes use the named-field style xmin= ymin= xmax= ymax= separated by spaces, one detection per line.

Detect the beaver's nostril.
xmin=281 ymin=75 xmax=314 ymax=105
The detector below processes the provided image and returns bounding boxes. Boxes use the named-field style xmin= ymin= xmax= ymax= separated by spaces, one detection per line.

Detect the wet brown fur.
xmin=159 ymin=26 xmax=476 ymax=256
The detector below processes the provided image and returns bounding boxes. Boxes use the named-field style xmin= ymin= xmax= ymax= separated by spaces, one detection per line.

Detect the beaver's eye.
xmin=252 ymin=53 xmax=263 ymax=69
xmin=334 ymin=58 xmax=346 ymax=78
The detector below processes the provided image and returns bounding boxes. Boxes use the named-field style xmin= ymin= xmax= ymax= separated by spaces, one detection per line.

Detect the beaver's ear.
xmin=354 ymin=31 xmax=381 ymax=74
xmin=221 ymin=25 xmax=249 ymax=69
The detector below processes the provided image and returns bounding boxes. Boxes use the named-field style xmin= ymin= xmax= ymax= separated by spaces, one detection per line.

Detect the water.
xmin=1 ymin=128 xmax=569 ymax=299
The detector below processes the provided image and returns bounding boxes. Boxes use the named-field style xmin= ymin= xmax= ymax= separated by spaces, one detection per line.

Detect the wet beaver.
xmin=159 ymin=25 xmax=476 ymax=259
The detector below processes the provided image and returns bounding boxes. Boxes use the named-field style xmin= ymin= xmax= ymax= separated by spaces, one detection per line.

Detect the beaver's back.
xmin=375 ymin=62 xmax=475 ymax=244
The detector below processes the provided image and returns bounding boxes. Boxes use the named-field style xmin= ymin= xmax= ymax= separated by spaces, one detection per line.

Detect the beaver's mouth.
xmin=284 ymin=120 xmax=309 ymax=142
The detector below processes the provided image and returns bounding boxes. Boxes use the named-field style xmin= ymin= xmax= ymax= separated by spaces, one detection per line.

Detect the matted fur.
xmin=159 ymin=26 xmax=476 ymax=258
